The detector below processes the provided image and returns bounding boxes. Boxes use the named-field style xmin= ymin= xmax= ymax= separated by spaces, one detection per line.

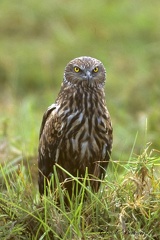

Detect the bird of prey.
xmin=38 ymin=56 xmax=113 ymax=198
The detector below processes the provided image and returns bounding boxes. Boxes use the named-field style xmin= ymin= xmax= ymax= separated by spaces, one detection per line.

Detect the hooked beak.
xmin=84 ymin=70 xmax=92 ymax=81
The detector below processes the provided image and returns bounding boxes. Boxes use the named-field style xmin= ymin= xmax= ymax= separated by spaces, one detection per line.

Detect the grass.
xmin=0 ymin=142 xmax=160 ymax=239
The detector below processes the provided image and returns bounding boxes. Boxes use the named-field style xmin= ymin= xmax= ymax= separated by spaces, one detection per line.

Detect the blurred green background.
xmin=0 ymin=0 xmax=160 ymax=168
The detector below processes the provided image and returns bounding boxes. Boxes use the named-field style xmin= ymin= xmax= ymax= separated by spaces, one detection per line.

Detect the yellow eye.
xmin=74 ymin=66 xmax=80 ymax=72
xmin=93 ymin=67 xmax=99 ymax=73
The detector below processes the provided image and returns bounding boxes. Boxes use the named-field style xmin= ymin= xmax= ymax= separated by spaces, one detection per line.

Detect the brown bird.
xmin=38 ymin=56 xmax=113 ymax=198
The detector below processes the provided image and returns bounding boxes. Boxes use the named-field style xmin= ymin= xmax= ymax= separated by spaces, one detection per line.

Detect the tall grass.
xmin=0 ymin=143 xmax=160 ymax=239
xmin=0 ymin=0 xmax=160 ymax=160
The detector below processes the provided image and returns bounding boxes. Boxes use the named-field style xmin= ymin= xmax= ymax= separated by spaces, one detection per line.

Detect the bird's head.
xmin=63 ymin=56 xmax=106 ymax=88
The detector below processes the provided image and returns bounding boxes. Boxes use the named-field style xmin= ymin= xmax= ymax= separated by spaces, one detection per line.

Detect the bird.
xmin=38 ymin=56 xmax=113 ymax=198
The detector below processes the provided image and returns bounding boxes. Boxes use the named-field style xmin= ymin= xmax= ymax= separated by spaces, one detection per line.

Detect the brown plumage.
xmin=38 ymin=56 xmax=113 ymax=197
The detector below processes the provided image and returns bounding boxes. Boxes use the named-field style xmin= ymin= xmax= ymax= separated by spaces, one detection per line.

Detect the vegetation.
xmin=0 ymin=145 xmax=160 ymax=239
xmin=0 ymin=0 xmax=159 ymax=239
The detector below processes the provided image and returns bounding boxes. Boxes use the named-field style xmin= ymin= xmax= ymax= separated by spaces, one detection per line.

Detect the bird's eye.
xmin=74 ymin=66 xmax=80 ymax=73
xmin=93 ymin=67 xmax=99 ymax=73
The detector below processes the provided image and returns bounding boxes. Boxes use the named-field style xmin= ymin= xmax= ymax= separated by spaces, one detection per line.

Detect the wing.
xmin=39 ymin=103 xmax=56 ymax=139
xmin=97 ymin=108 xmax=113 ymax=178
xmin=38 ymin=103 xmax=63 ymax=194
xmin=103 ymin=111 xmax=113 ymax=161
